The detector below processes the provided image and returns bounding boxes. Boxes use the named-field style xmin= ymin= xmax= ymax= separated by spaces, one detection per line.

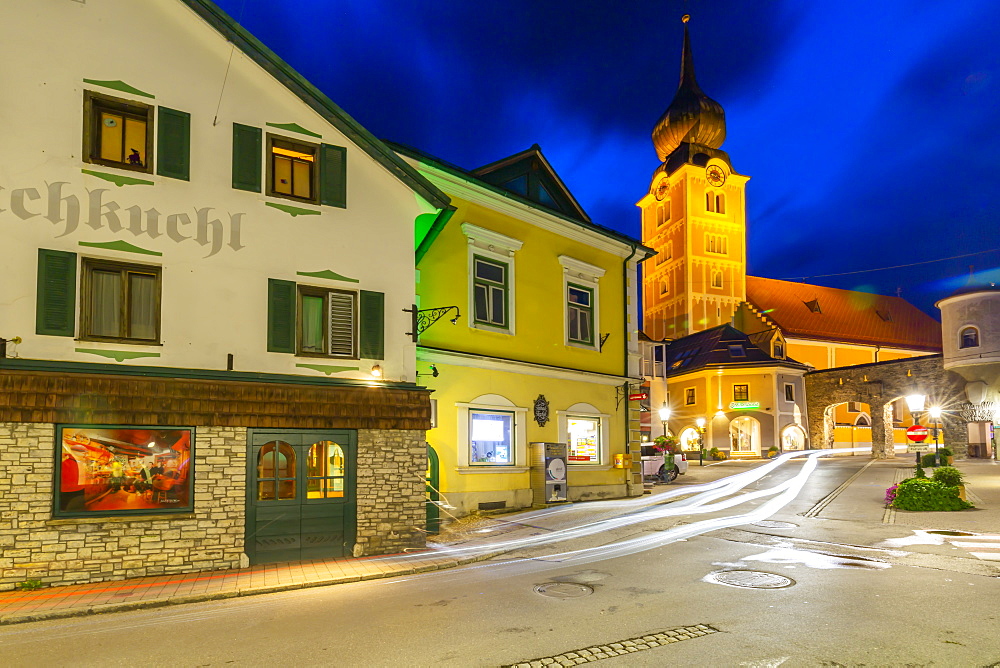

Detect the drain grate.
xmin=927 ymin=530 xmax=976 ymax=536
xmin=751 ymin=520 xmax=798 ymax=529
xmin=502 ymin=624 xmax=719 ymax=666
xmin=534 ymin=582 xmax=594 ymax=599
xmin=705 ymin=570 xmax=794 ymax=589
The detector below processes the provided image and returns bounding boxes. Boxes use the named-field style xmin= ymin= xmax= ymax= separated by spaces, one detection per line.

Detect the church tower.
xmin=640 ymin=16 xmax=749 ymax=341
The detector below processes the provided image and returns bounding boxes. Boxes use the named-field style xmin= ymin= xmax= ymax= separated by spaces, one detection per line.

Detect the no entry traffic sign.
xmin=906 ymin=425 xmax=929 ymax=442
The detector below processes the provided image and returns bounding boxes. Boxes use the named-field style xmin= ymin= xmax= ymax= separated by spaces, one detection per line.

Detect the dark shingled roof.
xmin=664 ymin=324 xmax=807 ymax=377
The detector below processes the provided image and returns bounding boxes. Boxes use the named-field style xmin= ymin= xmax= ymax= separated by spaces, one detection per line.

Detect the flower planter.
xmin=957 ymin=484 xmax=967 ymax=501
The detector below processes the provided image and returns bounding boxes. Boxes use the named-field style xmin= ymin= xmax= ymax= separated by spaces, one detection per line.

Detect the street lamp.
xmin=929 ymin=406 xmax=942 ymax=457
xmin=696 ymin=416 xmax=707 ymax=466
xmin=658 ymin=404 xmax=671 ymax=438
xmin=906 ymin=393 xmax=926 ymax=464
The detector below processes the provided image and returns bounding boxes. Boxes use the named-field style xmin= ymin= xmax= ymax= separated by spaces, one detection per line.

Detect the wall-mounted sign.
xmin=533 ymin=394 xmax=550 ymax=427
xmin=729 ymin=401 xmax=760 ymax=410
xmin=628 ymin=392 xmax=648 ymax=401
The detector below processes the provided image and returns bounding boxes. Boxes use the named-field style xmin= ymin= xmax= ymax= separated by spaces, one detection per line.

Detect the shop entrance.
xmin=246 ymin=429 xmax=356 ymax=565
xmin=729 ymin=416 xmax=761 ymax=456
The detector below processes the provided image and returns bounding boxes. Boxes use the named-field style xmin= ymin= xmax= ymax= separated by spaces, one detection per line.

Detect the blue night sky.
xmin=213 ymin=0 xmax=1000 ymax=317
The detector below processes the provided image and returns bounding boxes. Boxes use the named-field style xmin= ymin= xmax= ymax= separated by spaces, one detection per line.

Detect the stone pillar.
xmin=822 ymin=407 xmax=837 ymax=449
xmin=870 ymin=400 xmax=894 ymax=459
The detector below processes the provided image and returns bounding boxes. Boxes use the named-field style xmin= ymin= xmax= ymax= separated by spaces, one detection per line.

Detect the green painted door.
xmin=425 ymin=444 xmax=440 ymax=534
xmin=247 ymin=430 xmax=356 ymax=565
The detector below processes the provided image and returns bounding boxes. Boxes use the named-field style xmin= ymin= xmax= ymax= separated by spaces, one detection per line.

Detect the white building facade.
xmin=0 ymin=0 xmax=452 ymax=589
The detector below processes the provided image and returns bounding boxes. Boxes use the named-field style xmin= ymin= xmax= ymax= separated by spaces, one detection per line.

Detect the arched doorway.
xmin=729 ymin=416 xmax=760 ymax=456
xmin=679 ymin=427 xmax=700 ymax=452
xmin=781 ymin=424 xmax=806 ymax=451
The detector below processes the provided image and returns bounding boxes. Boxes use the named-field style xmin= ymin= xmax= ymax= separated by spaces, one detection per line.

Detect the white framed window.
xmin=559 ymin=255 xmax=605 ymax=350
xmin=456 ymin=394 xmax=528 ymax=471
xmin=558 ymin=403 xmax=611 ymax=468
xmin=469 ymin=409 xmax=514 ymax=465
xmin=462 ymin=223 xmax=522 ymax=335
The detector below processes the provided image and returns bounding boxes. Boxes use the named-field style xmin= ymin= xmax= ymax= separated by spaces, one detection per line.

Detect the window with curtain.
xmin=297 ymin=286 xmax=356 ymax=357
xmin=82 ymin=259 xmax=160 ymax=342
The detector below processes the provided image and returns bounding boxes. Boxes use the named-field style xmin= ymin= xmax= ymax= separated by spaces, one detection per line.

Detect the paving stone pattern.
xmin=502 ymin=624 xmax=719 ymax=666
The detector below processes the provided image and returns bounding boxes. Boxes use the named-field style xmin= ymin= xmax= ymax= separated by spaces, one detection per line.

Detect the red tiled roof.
xmin=745 ymin=276 xmax=942 ymax=352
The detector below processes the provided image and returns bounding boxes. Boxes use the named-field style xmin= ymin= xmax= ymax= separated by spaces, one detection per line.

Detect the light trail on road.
xmin=405 ymin=447 xmax=870 ymax=565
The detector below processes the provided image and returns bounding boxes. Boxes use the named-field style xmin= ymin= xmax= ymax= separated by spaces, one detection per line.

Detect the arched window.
xmin=711 ymin=270 xmax=723 ymax=288
xmin=660 ymin=281 xmax=669 ymax=295
xmin=656 ymin=205 xmax=665 ymax=226
xmin=705 ymin=192 xmax=715 ymax=213
xmin=716 ymin=193 xmax=726 ymax=214
xmin=960 ymin=326 xmax=980 ymax=349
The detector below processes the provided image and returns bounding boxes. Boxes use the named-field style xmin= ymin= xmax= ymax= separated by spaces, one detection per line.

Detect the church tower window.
xmin=711 ymin=270 xmax=723 ymax=288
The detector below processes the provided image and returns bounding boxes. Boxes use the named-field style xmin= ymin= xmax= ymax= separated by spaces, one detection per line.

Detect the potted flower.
xmin=938 ymin=447 xmax=954 ymax=466
xmin=767 ymin=445 xmax=780 ymax=459
xmin=653 ymin=435 xmax=678 ymax=470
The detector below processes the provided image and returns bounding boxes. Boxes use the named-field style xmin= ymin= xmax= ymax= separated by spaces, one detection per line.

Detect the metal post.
xmin=699 ymin=430 xmax=705 ymax=466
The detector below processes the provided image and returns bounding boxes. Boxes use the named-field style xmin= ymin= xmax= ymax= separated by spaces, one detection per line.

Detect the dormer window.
xmin=773 ymin=341 xmax=785 ymax=358
xmin=804 ymin=299 xmax=822 ymax=314
xmin=960 ymin=326 xmax=980 ymax=349
xmin=728 ymin=344 xmax=745 ymax=358
xmin=876 ymin=309 xmax=892 ymax=322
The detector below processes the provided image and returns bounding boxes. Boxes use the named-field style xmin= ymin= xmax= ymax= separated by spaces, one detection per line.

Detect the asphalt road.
xmin=2 ymin=456 xmax=998 ymax=667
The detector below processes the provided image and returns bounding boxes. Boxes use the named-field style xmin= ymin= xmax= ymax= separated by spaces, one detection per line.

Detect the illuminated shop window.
xmin=55 ymin=425 xmax=194 ymax=517
xmin=567 ymin=416 xmax=601 ymax=464
xmin=469 ymin=410 xmax=514 ymax=465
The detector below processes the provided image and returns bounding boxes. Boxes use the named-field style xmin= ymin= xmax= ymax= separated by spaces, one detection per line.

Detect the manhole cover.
xmin=927 ymin=530 xmax=976 ymax=536
xmin=706 ymin=570 xmax=795 ymax=589
xmin=533 ymin=582 xmax=595 ymax=599
xmin=751 ymin=520 xmax=798 ymax=529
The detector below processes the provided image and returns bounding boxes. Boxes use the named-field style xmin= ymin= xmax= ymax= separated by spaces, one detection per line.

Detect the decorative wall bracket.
xmin=403 ymin=305 xmax=462 ymax=342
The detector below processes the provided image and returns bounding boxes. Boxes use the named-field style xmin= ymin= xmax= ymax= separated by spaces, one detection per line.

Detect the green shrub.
xmin=932 ymin=466 xmax=964 ymax=487
xmin=892 ymin=478 xmax=973 ymax=511
xmin=15 ymin=579 xmax=44 ymax=591
xmin=921 ymin=453 xmax=938 ymax=468
xmin=938 ymin=447 xmax=953 ymax=457
xmin=914 ymin=464 xmax=927 ymax=479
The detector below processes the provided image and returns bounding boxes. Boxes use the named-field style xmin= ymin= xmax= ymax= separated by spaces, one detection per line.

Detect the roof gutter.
xmin=416 ymin=206 xmax=457 ymax=264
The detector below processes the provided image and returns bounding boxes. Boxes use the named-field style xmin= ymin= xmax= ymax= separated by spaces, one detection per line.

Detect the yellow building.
xmin=642 ymin=326 xmax=811 ymax=457
xmin=639 ymin=17 xmax=943 ymax=455
xmin=394 ymin=143 xmax=654 ymax=516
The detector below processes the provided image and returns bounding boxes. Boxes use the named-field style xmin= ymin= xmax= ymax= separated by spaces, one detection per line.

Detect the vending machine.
xmin=530 ymin=442 xmax=568 ymax=504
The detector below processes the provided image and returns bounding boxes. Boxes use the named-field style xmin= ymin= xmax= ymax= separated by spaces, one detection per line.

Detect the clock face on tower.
xmin=654 ymin=179 xmax=669 ymax=201
xmin=706 ymin=165 xmax=726 ymax=187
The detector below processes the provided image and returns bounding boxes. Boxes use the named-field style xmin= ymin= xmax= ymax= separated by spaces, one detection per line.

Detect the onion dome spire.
xmin=651 ymin=15 xmax=727 ymax=162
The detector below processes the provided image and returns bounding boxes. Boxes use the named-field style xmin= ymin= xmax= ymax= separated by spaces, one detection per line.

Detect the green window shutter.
xmin=320 ymin=144 xmax=347 ymax=208
xmin=267 ymin=279 xmax=296 ymax=353
xmin=157 ymin=107 xmax=191 ymax=181
xmin=232 ymin=123 xmax=262 ymax=192
xmin=359 ymin=290 xmax=384 ymax=360
xmin=36 ymin=249 xmax=77 ymax=337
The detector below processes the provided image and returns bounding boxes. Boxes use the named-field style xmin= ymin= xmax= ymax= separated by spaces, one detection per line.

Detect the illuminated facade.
xmin=639 ymin=17 xmax=943 ymax=455
xmin=396 ymin=143 xmax=653 ymax=516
